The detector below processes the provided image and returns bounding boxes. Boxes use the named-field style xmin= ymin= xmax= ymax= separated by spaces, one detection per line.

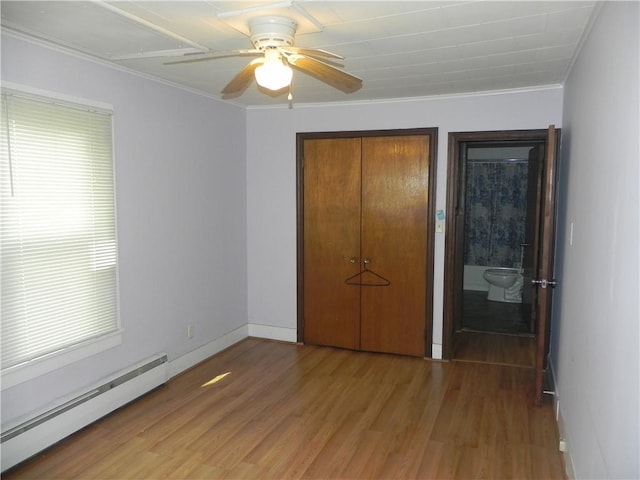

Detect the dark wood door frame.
xmin=296 ymin=128 xmax=438 ymax=357
xmin=534 ymin=125 xmax=559 ymax=405
xmin=443 ymin=129 xmax=559 ymax=360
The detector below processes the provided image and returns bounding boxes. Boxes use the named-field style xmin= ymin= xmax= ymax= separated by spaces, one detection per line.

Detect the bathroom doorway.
xmin=460 ymin=144 xmax=538 ymax=336
xmin=443 ymin=128 xmax=559 ymax=376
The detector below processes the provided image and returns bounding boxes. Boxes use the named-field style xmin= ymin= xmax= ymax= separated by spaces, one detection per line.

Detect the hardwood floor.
xmin=453 ymin=331 xmax=536 ymax=368
xmin=455 ymin=290 xmax=536 ymax=369
xmin=5 ymin=339 xmax=565 ymax=479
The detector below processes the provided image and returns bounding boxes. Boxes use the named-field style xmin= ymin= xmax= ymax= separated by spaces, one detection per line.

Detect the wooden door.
xmin=302 ymin=133 xmax=431 ymax=357
xmin=452 ymin=143 xmax=468 ymax=332
xmin=303 ymin=138 xmax=362 ymax=350
xmin=522 ymin=145 xmax=543 ymax=332
xmin=534 ymin=125 xmax=559 ymax=405
xmin=360 ymin=136 xmax=429 ymax=357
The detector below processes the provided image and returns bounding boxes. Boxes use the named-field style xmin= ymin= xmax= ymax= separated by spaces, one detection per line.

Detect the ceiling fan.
xmin=165 ymin=16 xmax=362 ymax=99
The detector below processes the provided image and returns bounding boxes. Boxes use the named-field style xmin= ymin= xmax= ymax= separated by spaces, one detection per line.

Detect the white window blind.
xmin=1 ymin=91 xmax=118 ymax=373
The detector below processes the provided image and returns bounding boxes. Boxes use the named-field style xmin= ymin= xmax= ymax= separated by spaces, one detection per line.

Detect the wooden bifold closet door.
xmin=302 ymin=134 xmax=430 ymax=357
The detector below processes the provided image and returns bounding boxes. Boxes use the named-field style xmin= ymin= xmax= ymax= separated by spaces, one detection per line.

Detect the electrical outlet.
xmin=187 ymin=325 xmax=194 ymax=339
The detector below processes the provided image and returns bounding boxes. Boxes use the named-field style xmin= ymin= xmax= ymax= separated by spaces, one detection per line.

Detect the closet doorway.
xmin=296 ymin=129 xmax=437 ymax=358
xmin=443 ymin=128 xmax=560 ymax=402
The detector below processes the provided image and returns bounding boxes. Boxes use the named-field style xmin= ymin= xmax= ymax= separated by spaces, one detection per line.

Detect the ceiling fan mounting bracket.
xmin=248 ymin=16 xmax=297 ymax=50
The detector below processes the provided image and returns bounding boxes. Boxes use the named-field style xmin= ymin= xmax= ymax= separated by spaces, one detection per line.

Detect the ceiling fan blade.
xmin=281 ymin=51 xmax=345 ymax=69
xmin=280 ymin=47 xmax=344 ymax=60
xmin=289 ymin=56 xmax=362 ymax=94
xmin=164 ymin=49 xmax=261 ymax=65
xmin=221 ymin=58 xmax=265 ymax=99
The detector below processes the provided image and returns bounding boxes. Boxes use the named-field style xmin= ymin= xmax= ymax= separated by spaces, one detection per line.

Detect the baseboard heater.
xmin=1 ymin=353 xmax=168 ymax=472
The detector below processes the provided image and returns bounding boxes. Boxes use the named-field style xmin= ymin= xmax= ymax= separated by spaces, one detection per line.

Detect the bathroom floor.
xmin=461 ymin=290 xmax=531 ymax=335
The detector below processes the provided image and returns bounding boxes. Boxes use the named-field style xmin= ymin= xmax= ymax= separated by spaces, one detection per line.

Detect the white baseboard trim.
xmin=1 ymin=354 xmax=168 ymax=472
xmin=167 ymin=323 xmax=297 ymax=379
xmin=550 ymin=361 xmax=575 ymax=479
xmin=168 ymin=325 xmax=248 ymax=378
xmin=2 ymin=323 xmax=295 ymax=472
xmin=248 ymin=323 xmax=297 ymax=343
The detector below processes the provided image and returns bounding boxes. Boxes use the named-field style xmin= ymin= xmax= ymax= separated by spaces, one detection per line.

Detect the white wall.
xmin=463 ymin=265 xmax=490 ymax=292
xmin=1 ymin=34 xmax=248 ymax=425
xmin=551 ymin=2 xmax=639 ymax=478
xmin=246 ymin=88 xmax=563 ymax=351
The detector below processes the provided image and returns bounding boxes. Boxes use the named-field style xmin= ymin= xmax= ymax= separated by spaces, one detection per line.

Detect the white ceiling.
xmin=1 ymin=1 xmax=598 ymax=107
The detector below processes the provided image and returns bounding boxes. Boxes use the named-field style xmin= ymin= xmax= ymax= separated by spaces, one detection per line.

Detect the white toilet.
xmin=483 ymin=268 xmax=523 ymax=303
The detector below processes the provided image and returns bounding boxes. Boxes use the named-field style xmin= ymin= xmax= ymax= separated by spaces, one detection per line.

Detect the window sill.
xmin=1 ymin=330 xmax=123 ymax=390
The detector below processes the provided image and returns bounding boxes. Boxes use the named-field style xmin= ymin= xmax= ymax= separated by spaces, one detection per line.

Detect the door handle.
xmin=532 ymin=278 xmax=557 ymax=288
xmin=349 ymin=256 xmax=358 ymax=264
xmin=363 ymin=258 xmax=371 ymax=265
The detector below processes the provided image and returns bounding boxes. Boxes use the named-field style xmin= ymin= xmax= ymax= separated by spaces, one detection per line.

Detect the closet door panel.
xmin=360 ymin=135 xmax=429 ymax=356
xmin=303 ymin=138 xmax=362 ymax=349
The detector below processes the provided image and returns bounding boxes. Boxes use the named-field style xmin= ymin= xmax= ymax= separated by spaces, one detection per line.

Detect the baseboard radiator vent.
xmin=1 ymin=353 xmax=168 ymax=472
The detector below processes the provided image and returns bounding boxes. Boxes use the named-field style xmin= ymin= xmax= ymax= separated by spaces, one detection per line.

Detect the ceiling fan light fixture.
xmin=255 ymin=55 xmax=292 ymax=91
xmin=166 ymin=15 xmax=360 ymax=98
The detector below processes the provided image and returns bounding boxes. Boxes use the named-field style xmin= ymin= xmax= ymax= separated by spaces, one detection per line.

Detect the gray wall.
xmin=552 ymin=2 xmax=639 ymax=477
xmin=1 ymin=34 xmax=248 ymax=425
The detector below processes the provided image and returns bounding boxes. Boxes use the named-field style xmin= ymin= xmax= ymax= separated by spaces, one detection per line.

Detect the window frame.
xmin=1 ymin=83 xmax=122 ymax=390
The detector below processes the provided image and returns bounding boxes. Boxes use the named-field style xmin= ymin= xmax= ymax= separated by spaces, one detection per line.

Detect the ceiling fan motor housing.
xmin=249 ymin=16 xmax=297 ymax=50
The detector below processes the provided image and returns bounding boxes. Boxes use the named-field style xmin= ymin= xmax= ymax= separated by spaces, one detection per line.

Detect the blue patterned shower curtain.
xmin=463 ymin=161 xmax=527 ymax=267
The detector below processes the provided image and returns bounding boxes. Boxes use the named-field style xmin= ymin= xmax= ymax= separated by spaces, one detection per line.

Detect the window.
xmin=1 ymin=89 xmax=119 ymax=386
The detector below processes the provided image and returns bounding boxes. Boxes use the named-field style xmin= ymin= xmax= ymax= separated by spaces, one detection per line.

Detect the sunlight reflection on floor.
xmin=201 ymin=372 xmax=231 ymax=387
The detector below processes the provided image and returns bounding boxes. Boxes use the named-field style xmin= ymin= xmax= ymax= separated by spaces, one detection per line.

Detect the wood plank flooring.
xmin=4 ymin=338 xmax=566 ymax=479
xmin=453 ymin=331 xmax=536 ymax=368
